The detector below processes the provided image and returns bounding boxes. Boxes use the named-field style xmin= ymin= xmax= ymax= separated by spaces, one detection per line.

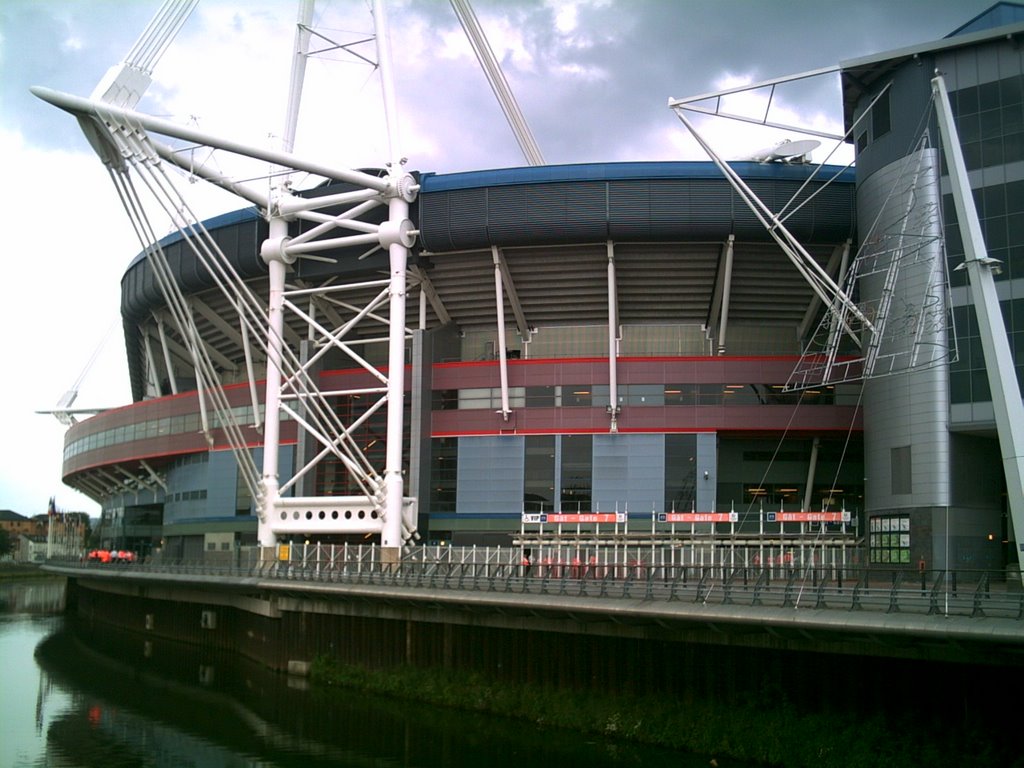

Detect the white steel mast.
xmin=35 ymin=0 xmax=420 ymax=554
xmin=257 ymin=0 xmax=315 ymax=549
xmin=256 ymin=0 xmax=417 ymax=555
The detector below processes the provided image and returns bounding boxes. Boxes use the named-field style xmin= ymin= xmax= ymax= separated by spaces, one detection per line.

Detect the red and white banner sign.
xmin=545 ymin=513 xmax=622 ymax=524
xmin=661 ymin=512 xmax=737 ymax=523
xmin=521 ymin=513 xmax=625 ymax=524
xmin=774 ymin=511 xmax=849 ymax=523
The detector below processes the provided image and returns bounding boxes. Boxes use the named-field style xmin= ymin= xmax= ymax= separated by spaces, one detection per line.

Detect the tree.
xmin=0 ymin=528 xmax=11 ymax=558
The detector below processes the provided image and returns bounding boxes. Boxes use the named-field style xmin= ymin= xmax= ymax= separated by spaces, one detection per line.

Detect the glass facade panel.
xmin=525 ymin=386 xmax=555 ymax=407
xmin=560 ymin=434 xmax=592 ymax=511
xmin=523 ymin=435 xmax=555 ymax=513
xmin=664 ymin=434 xmax=697 ymax=512
xmin=663 ymin=384 xmax=696 ymax=405
xmin=623 ymin=384 xmax=664 ymax=406
xmin=459 ymin=388 xmax=493 ymax=409
xmin=429 ymin=437 xmax=458 ymax=514
xmin=563 ymin=386 xmax=593 ymax=407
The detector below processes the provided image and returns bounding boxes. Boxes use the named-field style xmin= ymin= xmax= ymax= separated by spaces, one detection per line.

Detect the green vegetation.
xmin=311 ymin=658 xmax=1014 ymax=768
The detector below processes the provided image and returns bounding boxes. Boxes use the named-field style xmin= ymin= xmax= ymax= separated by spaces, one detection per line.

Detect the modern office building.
xmin=62 ymin=4 xmax=1023 ymax=570
xmin=840 ymin=2 xmax=1024 ymax=570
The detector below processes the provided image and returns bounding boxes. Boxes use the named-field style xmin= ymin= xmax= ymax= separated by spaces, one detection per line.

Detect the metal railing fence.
xmin=53 ymin=544 xmax=1024 ymax=620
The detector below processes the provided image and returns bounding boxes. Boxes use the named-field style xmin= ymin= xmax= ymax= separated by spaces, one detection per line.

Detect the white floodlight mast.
xmin=256 ymin=0 xmax=417 ymax=554
xmin=257 ymin=0 xmax=315 ymax=548
xmin=282 ymin=0 xmax=315 ymax=155
xmin=33 ymin=1 xmax=419 ymax=550
xmin=932 ymin=73 xmax=1024 ymax=573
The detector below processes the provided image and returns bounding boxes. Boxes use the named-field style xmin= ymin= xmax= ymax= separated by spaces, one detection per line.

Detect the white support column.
xmin=717 ymin=235 xmax=735 ymax=355
xmin=419 ymin=282 xmax=427 ymax=330
xmin=933 ymin=73 xmax=1024 ymax=572
xmin=257 ymin=215 xmax=291 ymax=547
xmin=382 ymin=192 xmax=410 ymax=551
xmin=375 ymin=0 xmax=416 ymax=554
xmin=607 ymin=241 xmax=620 ymax=432
xmin=492 ymin=246 xmax=511 ymax=420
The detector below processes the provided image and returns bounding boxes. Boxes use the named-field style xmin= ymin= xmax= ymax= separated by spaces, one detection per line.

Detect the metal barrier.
xmin=53 ymin=545 xmax=1024 ymax=620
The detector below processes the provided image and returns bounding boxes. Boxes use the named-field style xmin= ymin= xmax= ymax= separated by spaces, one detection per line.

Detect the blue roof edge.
xmin=419 ymin=161 xmax=855 ymax=192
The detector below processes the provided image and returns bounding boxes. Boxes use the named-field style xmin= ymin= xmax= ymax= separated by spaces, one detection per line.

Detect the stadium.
xmin=56 ymin=3 xmax=1024 ymax=572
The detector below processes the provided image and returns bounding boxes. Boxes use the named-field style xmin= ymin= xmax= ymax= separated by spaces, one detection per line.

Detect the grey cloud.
xmin=396 ymin=0 xmax=996 ymax=167
xmin=3 ymin=0 xmax=999 ymax=169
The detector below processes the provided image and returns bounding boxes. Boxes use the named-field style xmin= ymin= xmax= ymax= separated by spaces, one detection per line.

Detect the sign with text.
xmin=658 ymin=512 xmax=737 ymax=523
xmin=522 ymin=513 xmax=625 ymax=524
xmin=768 ymin=511 xmax=850 ymax=523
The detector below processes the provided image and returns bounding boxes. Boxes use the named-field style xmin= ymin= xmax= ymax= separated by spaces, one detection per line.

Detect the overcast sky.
xmin=0 ymin=0 xmax=996 ymax=517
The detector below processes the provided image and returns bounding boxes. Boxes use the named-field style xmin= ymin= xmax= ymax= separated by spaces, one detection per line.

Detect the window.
xmin=563 ymin=387 xmax=593 ymax=407
xmin=560 ymin=435 xmax=592 ymax=511
xmin=891 ymin=445 xmax=911 ymax=495
xmin=523 ymin=435 xmax=555 ymax=513
xmin=663 ymin=385 xmax=696 ymax=405
xmin=869 ymin=514 xmax=911 ymax=564
xmin=872 ymin=90 xmax=891 ymax=140
xmin=525 ymin=386 xmax=555 ymax=407
xmin=664 ymin=434 xmax=697 ymax=512
xmin=429 ymin=437 xmax=458 ymax=514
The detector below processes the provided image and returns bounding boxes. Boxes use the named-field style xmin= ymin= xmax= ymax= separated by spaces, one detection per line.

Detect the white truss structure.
xmin=670 ymin=72 xmax=956 ymax=391
xmin=787 ymin=137 xmax=957 ymax=390
xmin=34 ymin=0 xmax=418 ymax=551
xmin=673 ymin=68 xmax=1022 ymax=575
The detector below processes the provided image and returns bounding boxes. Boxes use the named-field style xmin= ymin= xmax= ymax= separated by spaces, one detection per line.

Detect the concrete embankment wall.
xmin=66 ymin=576 xmax=1022 ymax=720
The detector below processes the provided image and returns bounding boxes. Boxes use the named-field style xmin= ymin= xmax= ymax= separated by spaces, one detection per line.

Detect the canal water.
xmin=0 ymin=578 xmax=747 ymax=768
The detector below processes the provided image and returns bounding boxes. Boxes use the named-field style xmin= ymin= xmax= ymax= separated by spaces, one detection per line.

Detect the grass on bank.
xmin=310 ymin=657 xmax=1014 ymax=768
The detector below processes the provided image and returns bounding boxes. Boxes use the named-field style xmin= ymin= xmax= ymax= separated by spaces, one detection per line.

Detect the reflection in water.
xmin=0 ymin=579 xmax=66 ymax=614
xmin=36 ymin=623 xmax=710 ymax=767
xmin=2 ymin=580 xmax=737 ymax=768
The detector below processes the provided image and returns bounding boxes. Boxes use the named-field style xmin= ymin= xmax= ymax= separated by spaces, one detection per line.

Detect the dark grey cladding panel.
xmin=420 ymin=175 xmax=855 ymax=250
xmin=652 ymin=179 xmax=733 ymax=238
xmin=486 ymin=181 xmax=609 ymax=245
xmin=418 ymin=187 xmax=489 ymax=251
xmin=123 ymin=319 xmax=146 ymax=402
xmin=530 ymin=181 xmax=608 ymax=243
xmin=119 ymin=263 xmax=143 ymax=318
xmin=212 ymin=221 xmax=263 ymax=276
xmin=812 ymin=180 xmax=857 ymax=238
xmin=120 ymin=215 xmax=265 ymax=323
xmin=607 ymin=183 xmax=654 ymax=238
